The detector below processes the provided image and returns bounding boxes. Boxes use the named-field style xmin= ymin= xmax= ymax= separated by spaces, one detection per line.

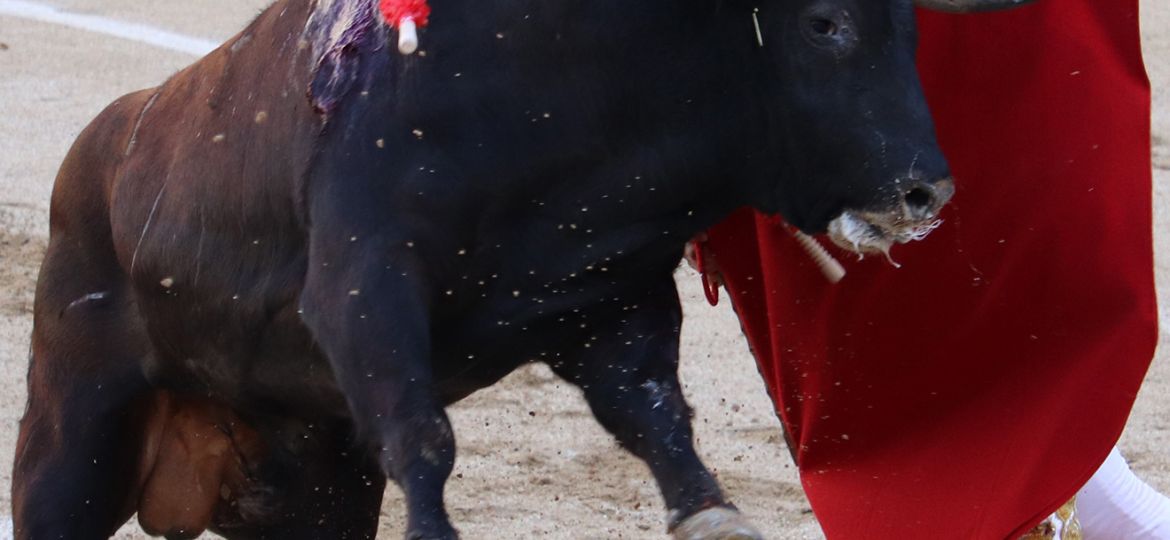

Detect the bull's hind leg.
xmin=546 ymin=282 xmax=763 ymax=540
xmin=12 ymin=235 xmax=151 ymax=539
xmin=13 ymin=97 xmax=154 ymax=539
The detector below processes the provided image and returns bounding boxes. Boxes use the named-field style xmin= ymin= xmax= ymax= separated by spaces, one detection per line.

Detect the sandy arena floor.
xmin=0 ymin=1 xmax=1166 ymax=538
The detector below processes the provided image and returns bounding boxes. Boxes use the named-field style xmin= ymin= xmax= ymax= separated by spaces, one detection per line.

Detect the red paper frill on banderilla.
xmin=379 ymin=0 xmax=430 ymax=28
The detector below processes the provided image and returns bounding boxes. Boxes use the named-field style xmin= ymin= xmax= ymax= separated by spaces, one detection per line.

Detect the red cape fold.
xmin=706 ymin=2 xmax=1156 ymax=538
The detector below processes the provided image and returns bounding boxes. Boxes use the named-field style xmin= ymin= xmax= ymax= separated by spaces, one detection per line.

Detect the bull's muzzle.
xmin=826 ymin=177 xmax=955 ymax=262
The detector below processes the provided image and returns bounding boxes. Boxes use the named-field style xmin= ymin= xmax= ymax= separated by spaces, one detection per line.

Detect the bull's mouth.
xmin=824 ymin=177 xmax=954 ymax=265
xmin=826 ymin=210 xmax=943 ymax=265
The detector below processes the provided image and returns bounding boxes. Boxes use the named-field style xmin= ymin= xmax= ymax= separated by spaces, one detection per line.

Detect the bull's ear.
xmin=913 ymin=0 xmax=1035 ymax=13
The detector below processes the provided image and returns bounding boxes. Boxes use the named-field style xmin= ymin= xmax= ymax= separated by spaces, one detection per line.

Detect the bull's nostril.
xmin=904 ymin=186 xmax=934 ymax=211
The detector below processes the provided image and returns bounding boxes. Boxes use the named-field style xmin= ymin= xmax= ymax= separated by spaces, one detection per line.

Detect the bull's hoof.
xmin=671 ymin=507 xmax=764 ymax=540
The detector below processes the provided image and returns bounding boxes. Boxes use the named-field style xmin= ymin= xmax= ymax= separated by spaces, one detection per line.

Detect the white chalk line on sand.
xmin=0 ymin=0 xmax=215 ymax=56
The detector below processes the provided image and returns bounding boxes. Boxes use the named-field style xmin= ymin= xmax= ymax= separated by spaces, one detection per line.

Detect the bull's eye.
xmin=809 ymin=18 xmax=838 ymax=37
xmin=799 ymin=6 xmax=857 ymax=56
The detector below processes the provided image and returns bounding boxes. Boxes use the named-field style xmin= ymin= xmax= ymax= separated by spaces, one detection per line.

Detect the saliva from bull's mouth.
xmin=825 ymin=210 xmax=943 ymax=267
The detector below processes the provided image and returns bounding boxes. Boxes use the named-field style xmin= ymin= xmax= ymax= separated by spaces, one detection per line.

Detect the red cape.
xmin=706 ymin=2 xmax=1157 ymax=538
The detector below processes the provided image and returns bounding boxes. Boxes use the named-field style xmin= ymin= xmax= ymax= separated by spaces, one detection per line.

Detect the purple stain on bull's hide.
xmin=305 ymin=0 xmax=386 ymax=115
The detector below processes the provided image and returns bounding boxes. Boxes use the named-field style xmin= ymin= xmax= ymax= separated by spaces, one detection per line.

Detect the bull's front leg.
xmin=300 ymin=240 xmax=457 ymax=540
xmin=547 ymin=282 xmax=763 ymax=540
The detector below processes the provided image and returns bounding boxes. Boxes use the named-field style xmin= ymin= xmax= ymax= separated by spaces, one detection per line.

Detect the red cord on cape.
xmin=379 ymin=0 xmax=430 ymax=28
xmin=690 ymin=240 xmax=721 ymax=307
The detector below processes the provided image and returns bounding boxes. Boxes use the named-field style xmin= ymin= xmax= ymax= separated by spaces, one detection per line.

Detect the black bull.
xmin=13 ymin=0 xmax=1033 ymax=538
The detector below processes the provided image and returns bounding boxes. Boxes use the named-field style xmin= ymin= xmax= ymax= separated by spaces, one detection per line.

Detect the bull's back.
xmin=107 ymin=0 xmax=316 ymax=271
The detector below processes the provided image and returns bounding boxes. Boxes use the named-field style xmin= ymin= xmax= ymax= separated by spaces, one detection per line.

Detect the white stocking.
xmin=1076 ymin=446 xmax=1170 ymax=539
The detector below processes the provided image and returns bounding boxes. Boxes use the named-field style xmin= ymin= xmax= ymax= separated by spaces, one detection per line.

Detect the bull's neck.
xmin=307 ymin=0 xmax=773 ymax=235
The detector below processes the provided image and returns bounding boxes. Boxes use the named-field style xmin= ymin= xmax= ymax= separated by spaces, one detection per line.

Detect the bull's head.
xmin=752 ymin=0 xmax=1032 ymax=258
